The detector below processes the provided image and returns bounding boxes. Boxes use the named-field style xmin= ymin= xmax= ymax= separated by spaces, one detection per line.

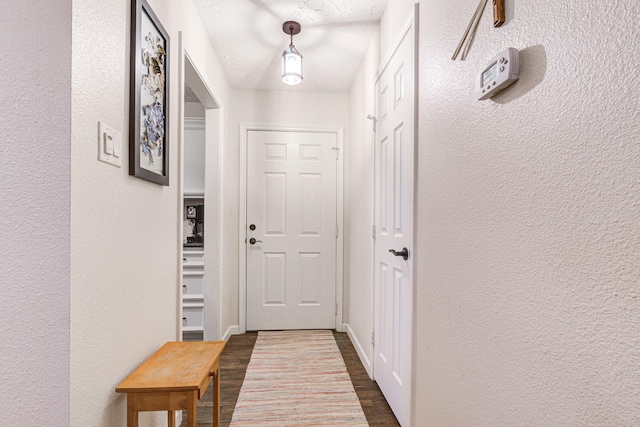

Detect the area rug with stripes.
xmin=229 ymin=330 xmax=368 ymax=426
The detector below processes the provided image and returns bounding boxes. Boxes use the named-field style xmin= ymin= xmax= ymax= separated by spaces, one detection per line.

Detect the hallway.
xmin=4 ymin=1 xmax=640 ymax=425
xmin=180 ymin=332 xmax=399 ymax=427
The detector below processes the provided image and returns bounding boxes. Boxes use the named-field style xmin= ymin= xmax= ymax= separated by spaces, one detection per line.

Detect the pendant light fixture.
xmin=282 ymin=21 xmax=303 ymax=85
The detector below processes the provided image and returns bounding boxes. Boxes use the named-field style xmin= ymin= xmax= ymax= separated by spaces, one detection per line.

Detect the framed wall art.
xmin=129 ymin=0 xmax=170 ymax=185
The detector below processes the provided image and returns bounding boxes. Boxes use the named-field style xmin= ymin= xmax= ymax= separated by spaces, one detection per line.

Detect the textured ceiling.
xmin=192 ymin=0 xmax=389 ymax=93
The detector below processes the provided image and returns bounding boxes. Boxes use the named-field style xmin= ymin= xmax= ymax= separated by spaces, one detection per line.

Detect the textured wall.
xmin=70 ymin=0 xmax=180 ymax=425
xmin=415 ymin=1 xmax=640 ymax=425
xmin=0 ymin=2 xmax=72 ymax=426
xmin=69 ymin=0 xmax=231 ymax=423
xmin=346 ymin=36 xmax=378 ymax=375
xmin=70 ymin=0 xmax=233 ymax=425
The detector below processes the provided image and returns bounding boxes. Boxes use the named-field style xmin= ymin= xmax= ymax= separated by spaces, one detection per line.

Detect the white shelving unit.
xmin=182 ymin=117 xmax=208 ymax=342
xmin=182 ymin=197 xmax=205 ymax=341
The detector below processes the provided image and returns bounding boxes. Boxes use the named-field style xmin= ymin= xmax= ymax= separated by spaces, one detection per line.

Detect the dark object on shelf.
xmin=184 ymin=204 xmax=204 ymax=247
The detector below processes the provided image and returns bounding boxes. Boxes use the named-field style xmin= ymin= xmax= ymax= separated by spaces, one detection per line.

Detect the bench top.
xmin=115 ymin=341 xmax=226 ymax=393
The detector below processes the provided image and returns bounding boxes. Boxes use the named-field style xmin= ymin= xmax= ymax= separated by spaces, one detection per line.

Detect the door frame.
xmin=178 ymin=32 xmax=224 ymax=341
xmin=371 ymin=5 xmax=418 ymax=426
xmin=239 ymin=124 xmax=345 ymax=333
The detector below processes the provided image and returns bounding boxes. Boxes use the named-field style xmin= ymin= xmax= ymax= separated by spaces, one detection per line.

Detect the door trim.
xmin=178 ymin=32 xmax=224 ymax=341
xmin=239 ymin=124 xmax=344 ymax=333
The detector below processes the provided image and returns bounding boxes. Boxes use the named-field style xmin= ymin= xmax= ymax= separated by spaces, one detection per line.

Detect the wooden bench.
xmin=116 ymin=341 xmax=226 ymax=427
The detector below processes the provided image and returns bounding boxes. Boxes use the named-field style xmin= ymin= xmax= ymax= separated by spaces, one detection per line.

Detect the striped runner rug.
xmin=229 ymin=330 xmax=369 ymax=426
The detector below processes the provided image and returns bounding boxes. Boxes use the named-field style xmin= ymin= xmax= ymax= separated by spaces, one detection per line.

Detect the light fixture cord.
xmin=289 ymin=30 xmax=294 ymax=48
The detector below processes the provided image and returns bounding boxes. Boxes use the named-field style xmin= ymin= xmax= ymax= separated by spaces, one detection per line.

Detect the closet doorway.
xmin=179 ymin=33 xmax=222 ymax=341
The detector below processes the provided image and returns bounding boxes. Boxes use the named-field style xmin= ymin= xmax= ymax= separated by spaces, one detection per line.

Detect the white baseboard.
xmin=344 ymin=323 xmax=373 ymax=379
xmin=222 ymin=325 xmax=240 ymax=341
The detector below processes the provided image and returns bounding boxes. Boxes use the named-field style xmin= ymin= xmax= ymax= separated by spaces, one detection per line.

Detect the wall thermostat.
xmin=476 ymin=47 xmax=520 ymax=100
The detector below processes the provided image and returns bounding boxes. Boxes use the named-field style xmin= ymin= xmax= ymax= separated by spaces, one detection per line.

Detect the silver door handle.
xmin=389 ymin=247 xmax=409 ymax=260
xmin=249 ymin=238 xmax=263 ymax=245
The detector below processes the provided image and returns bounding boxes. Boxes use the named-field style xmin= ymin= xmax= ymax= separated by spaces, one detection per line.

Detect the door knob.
xmin=249 ymin=238 xmax=263 ymax=245
xmin=389 ymin=247 xmax=409 ymax=260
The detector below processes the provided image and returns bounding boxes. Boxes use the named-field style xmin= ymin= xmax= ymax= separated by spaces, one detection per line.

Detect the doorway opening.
xmin=179 ymin=33 xmax=223 ymax=342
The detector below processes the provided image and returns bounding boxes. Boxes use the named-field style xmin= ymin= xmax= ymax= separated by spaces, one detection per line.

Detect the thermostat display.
xmin=482 ymin=63 xmax=498 ymax=87
xmin=476 ymin=47 xmax=520 ymax=100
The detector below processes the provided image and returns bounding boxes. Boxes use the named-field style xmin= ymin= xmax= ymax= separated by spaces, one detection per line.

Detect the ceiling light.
xmin=282 ymin=21 xmax=303 ymax=86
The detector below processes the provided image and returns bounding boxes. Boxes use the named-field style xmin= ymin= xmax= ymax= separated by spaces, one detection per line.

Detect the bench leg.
xmin=167 ymin=410 xmax=175 ymax=427
xmin=187 ymin=390 xmax=198 ymax=427
xmin=127 ymin=394 xmax=138 ymax=427
xmin=213 ymin=369 xmax=221 ymax=427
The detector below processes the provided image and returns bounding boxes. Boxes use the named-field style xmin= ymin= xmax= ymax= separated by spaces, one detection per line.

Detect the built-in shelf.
xmin=183 ymin=270 xmax=204 ymax=275
xmin=183 ymin=302 xmax=205 ymax=308
xmin=183 ymin=120 xmax=206 ymax=342
xmin=183 ymin=294 xmax=205 ymax=301
xmin=182 ymin=198 xmax=205 ymax=342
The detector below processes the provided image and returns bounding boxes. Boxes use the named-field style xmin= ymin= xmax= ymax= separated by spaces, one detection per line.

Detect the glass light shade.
xmin=282 ymin=45 xmax=303 ymax=85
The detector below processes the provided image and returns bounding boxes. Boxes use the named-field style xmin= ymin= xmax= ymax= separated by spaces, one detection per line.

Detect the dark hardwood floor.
xmin=180 ymin=331 xmax=399 ymax=427
xmin=332 ymin=332 xmax=400 ymax=427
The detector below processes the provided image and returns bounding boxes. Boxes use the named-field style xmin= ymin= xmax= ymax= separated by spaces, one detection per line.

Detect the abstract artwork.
xmin=129 ymin=0 xmax=170 ymax=185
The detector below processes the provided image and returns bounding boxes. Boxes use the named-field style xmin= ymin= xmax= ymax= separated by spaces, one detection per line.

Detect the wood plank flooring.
xmin=332 ymin=332 xmax=401 ymax=427
xmin=180 ymin=331 xmax=399 ymax=427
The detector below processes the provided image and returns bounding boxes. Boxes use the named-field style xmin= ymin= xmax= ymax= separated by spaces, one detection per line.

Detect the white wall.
xmin=346 ymin=0 xmax=416 ymax=377
xmin=70 ymin=0 xmax=230 ymax=425
xmin=184 ymin=118 xmax=206 ymax=194
xmin=230 ymin=89 xmax=349 ymax=332
xmin=0 ymin=3 xmax=71 ymax=426
xmin=345 ymin=36 xmax=378 ymax=374
xmin=379 ymin=1 xmax=417 ymax=62
xmin=415 ymin=1 xmax=640 ymax=425
xmin=184 ymin=101 xmax=205 ymax=118
xmin=232 ymin=90 xmax=349 ymax=128
xmin=71 ymin=0 xmax=179 ymax=425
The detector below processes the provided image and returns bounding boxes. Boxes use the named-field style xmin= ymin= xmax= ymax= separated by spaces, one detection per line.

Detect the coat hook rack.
xmin=452 ymin=0 xmax=507 ymax=60
xmin=451 ymin=0 xmax=488 ymax=60
xmin=493 ymin=0 xmax=505 ymax=27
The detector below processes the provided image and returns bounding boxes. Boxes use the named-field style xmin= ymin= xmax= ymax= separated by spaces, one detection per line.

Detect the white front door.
xmin=373 ymin=14 xmax=416 ymax=427
xmin=246 ymin=130 xmax=338 ymax=330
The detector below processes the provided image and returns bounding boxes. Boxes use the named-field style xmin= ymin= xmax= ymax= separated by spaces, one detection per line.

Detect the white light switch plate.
xmin=98 ymin=121 xmax=122 ymax=167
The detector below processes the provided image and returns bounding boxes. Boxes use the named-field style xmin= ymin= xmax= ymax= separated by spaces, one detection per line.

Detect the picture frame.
xmin=129 ymin=0 xmax=170 ymax=185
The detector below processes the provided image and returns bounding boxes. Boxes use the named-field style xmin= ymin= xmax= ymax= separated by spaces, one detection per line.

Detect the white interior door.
xmin=373 ymin=15 xmax=416 ymax=427
xmin=246 ymin=130 xmax=338 ymax=330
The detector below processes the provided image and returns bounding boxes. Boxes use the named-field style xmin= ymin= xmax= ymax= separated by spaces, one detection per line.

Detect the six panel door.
xmin=246 ymin=130 xmax=338 ymax=330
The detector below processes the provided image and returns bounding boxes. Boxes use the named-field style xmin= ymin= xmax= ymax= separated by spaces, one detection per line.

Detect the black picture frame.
xmin=129 ymin=0 xmax=170 ymax=185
